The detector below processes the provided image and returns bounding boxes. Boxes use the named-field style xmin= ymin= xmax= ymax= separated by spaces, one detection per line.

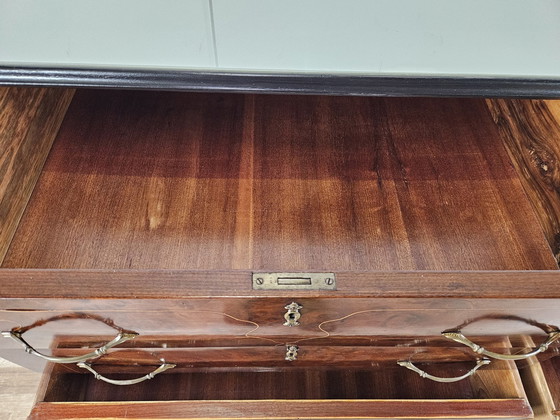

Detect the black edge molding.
xmin=1 ymin=66 xmax=560 ymax=98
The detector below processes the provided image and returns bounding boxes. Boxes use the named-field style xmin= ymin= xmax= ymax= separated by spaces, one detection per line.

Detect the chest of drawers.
xmin=2 ymin=2 xmax=560 ymax=418
xmin=1 ymin=85 xmax=560 ymax=419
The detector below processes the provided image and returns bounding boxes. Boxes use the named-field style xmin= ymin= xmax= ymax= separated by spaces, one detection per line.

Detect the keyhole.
xmin=285 ymin=345 xmax=299 ymax=361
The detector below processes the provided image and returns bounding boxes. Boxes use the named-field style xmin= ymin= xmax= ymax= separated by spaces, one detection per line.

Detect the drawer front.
xmin=3 ymin=296 xmax=560 ymax=336
xmin=32 ymin=349 xmax=532 ymax=419
xmin=2 ymin=270 xmax=559 ymax=419
xmin=2 ymin=298 xmax=560 ymax=373
xmin=29 ymin=400 xmax=534 ymax=420
xmin=0 ymin=0 xmax=215 ymax=68
xmin=2 ymin=271 xmax=560 ymax=370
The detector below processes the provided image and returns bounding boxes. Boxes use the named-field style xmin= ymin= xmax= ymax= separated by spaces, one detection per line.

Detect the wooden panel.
xmin=3 ymin=90 xmax=248 ymax=270
xmin=539 ymin=356 xmax=560 ymax=417
xmin=30 ymin=399 xmax=533 ymax=419
xmin=53 ymin=334 xmax=513 ymax=349
xmin=42 ymin=361 xmax=524 ymax=402
xmin=2 ymin=270 xmax=560 ymax=299
xmin=487 ymin=99 xmax=560 ymax=263
xmin=3 ymin=92 xmax=556 ymax=270
xmin=3 ymin=273 xmax=560 ymax=373
xmin=514 ymin=337 xmax=558 ymax=419
xmin=251 ymin=95 xmax=555 ymax=270
xmin=41 ymin=345 xmax=515 ymax=370
xmin=0 ymin=87 xmax=74 ymax=263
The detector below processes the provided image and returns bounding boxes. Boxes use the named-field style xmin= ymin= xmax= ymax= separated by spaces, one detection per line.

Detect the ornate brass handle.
xmin=1 ymin=330 xmax=138 ymax=364
xmin=442 ymin=330 xmax=560 ymax=361
xmin=397 ymin=358 xmax=491 ymax=383
xmin=77 ymin=360 xmax=176 ymax=385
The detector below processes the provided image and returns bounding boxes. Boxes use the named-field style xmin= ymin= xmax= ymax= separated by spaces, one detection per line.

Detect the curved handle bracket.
xmin=1 ymin=330 xmax=138 ymax=364
xmin=77 ymin=360 xmax=176 ymax=385
xmin=397 ymin=358 xmax=490 ymax=383
xmin=443 ymin=330 xmax=560 ymax=361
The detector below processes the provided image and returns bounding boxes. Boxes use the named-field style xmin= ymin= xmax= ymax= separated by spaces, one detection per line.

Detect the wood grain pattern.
xmin=41 ymin=361 xmax=524 ymax=402
xmin=2 ymin=91 xmax=556 ymax=270
xmin=2 ymin=269 xmax=560 ymax=299
xmin=0 ymin=87 xmax=74 ymax=264
xmin=53 ymin=334 xmax=513 ymax=349
xmin=539 ymin=356 xmax=560 ymax=417
xmin=3 ymin=275 xmax=560 ymax=374
xmin=486 ymin=99 xmax=560 ymax=263
xmin=513 ymin=336 xmax=557 ymax=420
xmin=29 ymin=399 xmax=533 ymax=419
xmin=4 ymin=312 xmax=559 ymax=364
xmin=41 ymin=346 xmax=515 ymax=370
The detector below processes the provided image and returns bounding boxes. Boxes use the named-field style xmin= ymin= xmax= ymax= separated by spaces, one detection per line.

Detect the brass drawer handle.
xmin=443 ymin=330 xmax=560 ymax=361
xmin=1 ymin=330 xmax=138 ymax=364
xmin=397 ymin=358 xmax=490 ymax=383
xmin=77 ymin=360 xmax=176 ymax=385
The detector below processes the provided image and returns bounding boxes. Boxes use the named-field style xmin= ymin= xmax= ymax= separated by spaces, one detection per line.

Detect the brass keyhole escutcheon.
xmin=285 ymin=345 xmax=299 ymax=361
xmin=283 ymin=302 xmax=302 ymax=327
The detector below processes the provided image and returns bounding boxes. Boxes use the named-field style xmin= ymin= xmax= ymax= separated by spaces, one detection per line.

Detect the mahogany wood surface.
xmin=36 ymin=335 xmax=540 ymax=371
xmin=41 ymin=346 xmax=516 ymax=370
xmin=1 ymin=90 xmax=559 ymax=419
xmin=487 ymin=99 xmax=560 ymax=263
xmin=42 ymin=361 xmax=523 ymax=401
xmin=513 ymin=337 xmax=557 ymax=420
xmin=52 ymin=334 xmax=514 ymax=349
xmin=3 ymin=296 xmax=560 ymax=341
xmin=29 ymin=399 xmax=533 ymax=420
xmin=3 ymin=270 xmax=560 ymax=298
xmin=3 ymin=90 xmax=556 ymax=270
xmin=0 ymin=87 xmax=73 ymax=264
xmin=539 ymin=355 xmax=560 ymax=416
xmin=3 ymin=294 xmax=560 ymax=373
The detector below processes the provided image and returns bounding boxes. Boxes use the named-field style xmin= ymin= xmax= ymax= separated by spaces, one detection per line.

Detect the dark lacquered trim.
xmin=1 ymin=66 xmax=560 ymax=98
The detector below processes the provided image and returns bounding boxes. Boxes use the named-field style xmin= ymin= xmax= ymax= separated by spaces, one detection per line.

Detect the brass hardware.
xmin=1 ymin=330 xmax=138 ymax=364
xmin=285 ymin=345 xmax=299 ymax=361
xmin=397 ymin=358 xmax=491 ymax=383
xmin=284 ymin=302 xmax=303 ymax=327
xmin=252 ymin=273 xmax=336 ymax=290
xmin=443 ymin=330 xmax=560 ymax=361
xmin=77 ymin=360 xmax=175 ymax=385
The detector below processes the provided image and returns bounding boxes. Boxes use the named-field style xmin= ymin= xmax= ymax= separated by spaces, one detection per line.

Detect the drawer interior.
xmin=33 ymin=356 xmax=533 ymax=419
xmin=3 ymin=87 xmax=560 ymax=419
xmin=1 ymin=89 xmax=558 ymax=271
xmin=30 ymin=354 xmax=535 ymax=419
xmin=516 ymin=335 xmax=560 ymax=419
xmin=42 ymin=361 xmax=525 ymax=402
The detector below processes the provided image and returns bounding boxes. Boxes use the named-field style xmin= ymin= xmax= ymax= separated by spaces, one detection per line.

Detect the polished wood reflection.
xmin=3 ymin=91 xmax=555 ymax=270
xmin=0 ymin=87 xmax=74 ymax=264
xmin=487 ymin=99 xmax=560 ymax=263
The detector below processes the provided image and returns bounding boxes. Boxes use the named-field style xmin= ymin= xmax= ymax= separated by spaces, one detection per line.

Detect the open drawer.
xmin=2 ymin=87 xmax=560 ymax=419
xmin=28 ymin=354 xmax=532 ymax=420
xmin=17 ymin=330 xmax=545 ymax=419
